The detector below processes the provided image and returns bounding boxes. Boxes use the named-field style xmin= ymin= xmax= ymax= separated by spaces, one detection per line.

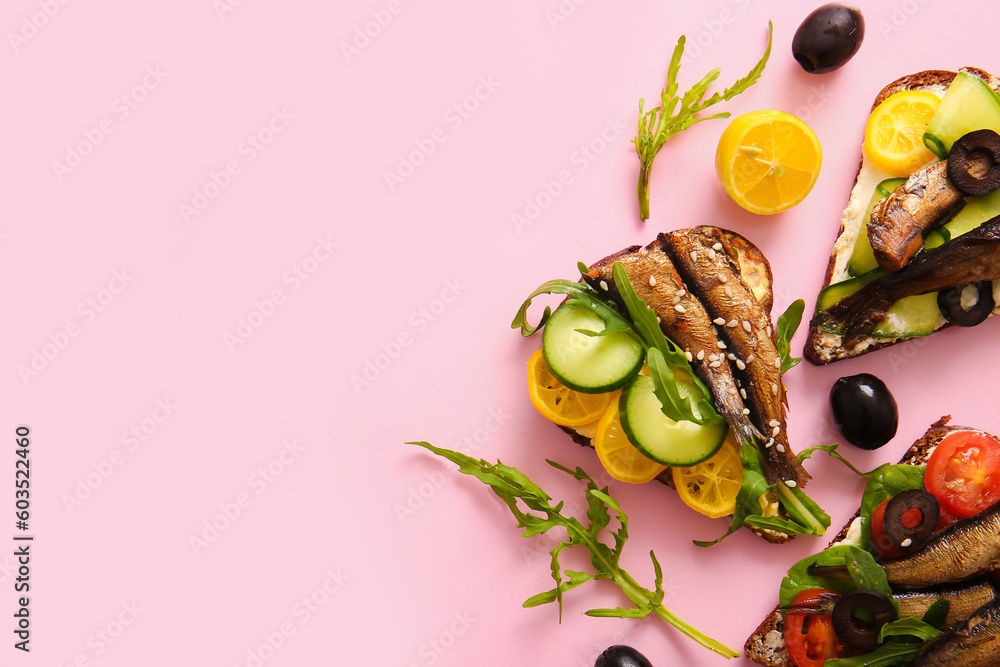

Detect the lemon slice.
xmin=864 ymin=90 xmax=940 ymax=177
xmin=671 ymin=432 xmax=742 ymax=519
xmin=527 ymin=348 xmax=613 ymax=427
xmin=593 ymin=398 xmax=668 ymax=484
xmin=716 ymin=110 xmax=822 ymax=215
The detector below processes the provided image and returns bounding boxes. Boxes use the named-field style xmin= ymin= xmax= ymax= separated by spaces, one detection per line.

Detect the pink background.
xmin=4 ymin=0 xmax=999 ymax=665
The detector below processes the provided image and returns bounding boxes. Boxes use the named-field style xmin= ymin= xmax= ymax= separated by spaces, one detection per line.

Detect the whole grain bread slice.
xmin=743 ymin=416 xmax=980 ymax=665
xmin=805 ymin=68 xmax=1000 ymax=365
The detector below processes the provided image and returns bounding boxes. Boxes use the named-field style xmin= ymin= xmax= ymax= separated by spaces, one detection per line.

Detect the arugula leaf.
xmin=824 ymin=616 xmax=943 ymax=666
xmin=776 ymin=299 xmax=804 ymax=373
xmin=510 ymin=279 xmax=633 ymax=337
xmin=778 ymin=544 xmax=892 ymax=608
xmin=409 ymin=442 xmax=740 ymax=659
xmin=634 ymin=22 xmax=772 ymax=221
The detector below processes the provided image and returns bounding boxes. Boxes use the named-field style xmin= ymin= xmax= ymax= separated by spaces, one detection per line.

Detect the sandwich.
xmin=513 ymin=225 xmax=829 ymax=545
xmin=807 ymin=68 xmax=1000 ymax=365
xmin=745 ymin=416 xmax=1000 ymax=666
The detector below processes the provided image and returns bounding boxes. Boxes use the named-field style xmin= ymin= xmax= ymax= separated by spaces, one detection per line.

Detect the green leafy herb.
xmin=824 ymin=615 xmax=943 ymax=666
xmin=511 ymin=279 xmax=633 ymax=337
xmin=776 ymin=299 xmax=804 ymax=373
xmin=409 ymin=442 xmax=740 ymax=659
xmin=778 ymin=544 xmax=892 ymax=608
xmin=633 ymin=21 xmax=773 ymax=221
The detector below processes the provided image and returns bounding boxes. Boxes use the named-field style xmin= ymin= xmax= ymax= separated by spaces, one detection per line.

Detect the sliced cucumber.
xmin=817 ymin=269 xmax=941 ymax=338
xmin=848 ymin=178 xmax=907 ymax=276
xmin=943 ymin=187 xmax=1000 ymax=238
xmin=923 ymin=70 xmax=1000 ymax=159
xmin=619 ymin=373 xmax=727 ymax=466
xmin=542 ymin=302 xmax=644 ymax=394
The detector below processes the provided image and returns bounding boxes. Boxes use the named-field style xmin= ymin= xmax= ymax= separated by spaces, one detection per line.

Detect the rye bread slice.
xmin=558 ymin=227 xmax=792 ymax=544
xmin=743 ymin=416 xmax=988 ymax=666
xmin=805 ymin=68 xmax=1000 ymax=365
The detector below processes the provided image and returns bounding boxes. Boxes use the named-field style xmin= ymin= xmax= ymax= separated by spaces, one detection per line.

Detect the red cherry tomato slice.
xmin=925 ymin=431 xmax=1000 ymax=518
xmin=784 ymin=589 xmax=857 ymax=667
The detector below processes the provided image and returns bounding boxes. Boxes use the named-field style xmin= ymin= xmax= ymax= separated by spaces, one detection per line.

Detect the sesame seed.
xmin=743 ymin=320 xmax=752 ymax=333
xmin=717 ymin=341 xmax=727 ymax=349
xmin=772 ymin=383 xmax=779 ymax=396
xmin=712 ymin=242 xmax=723 ymax=251
xmin=772 ymin=426 xmax=781 ymax=437
xmin=765 ymin=438 xmax=774 ymax=448
xmin=769 ymin=419 xmax=780 ymax=427
xmin=690 ymin=251 xmax=698 ymax=263
xmin=708 ymin=249 xmax=716 ymax=259
xmin=727 ymin=319 xmax=738 ymax=328
xmin=656 ymin=316 xmax=661 ymax=323
xmin=727 ymin=387 xmax=738 ymax=396
xmin=599 ymin=280 xmax=608 ymax=291
xmin=697 ymin=350 xmax=705 ymax=361
xmin=649 ymin=275 xmax=656 ymax=287
xmin=677 ymin=289 xmax=686 ymax=297
xmin=709 ymin=360 xmax=722 ymax=368
xmin=746 ymin=354 xmax=755 ymax=365
xmin=713 ymin=317 xmax=726 ymax=326
xmin=742 ymin=408 xmax=751 ymax=415
xmin=708 ymin=353 xmax=719 ymax=362
xmin=767 ymin=326 xmax=773 ymax=338
xmin=774 ymin=358 xmax=782 ymax=370
xmin=784 ymin=480 xmax=797 ymax=488
xmin=672 ymin=294 xmax=682 ymax=305
xmin=718 ymin=273 xmax=728 ymax=284
xmin=901 ymin=538 xmax=913 ymax=548
xmin=740 ymin=388 xmax=747 ymax=399
xmin=727 ymin=353 xmax=736 ymax=361
xmin=736 ymin=360 xmax=746 ymax=370
xmin=674 ymin=304 xmax=686 ymax=313
xmin=685 ymin=351 xmax=693 ymax=362
xmin=724 ymin=285 xmax=733 ymax=297
xmin=777 ymin=444 xmax=786 ymax=454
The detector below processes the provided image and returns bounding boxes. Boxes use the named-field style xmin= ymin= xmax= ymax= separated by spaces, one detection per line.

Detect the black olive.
xmin=595 ymin=645 xmax=653 ymax=667
xmin=830 ymin=374 xmax=898 ymax=450
xmin=883 ymin=489 xmax=940 ymax=551
xmin=792 ymin=4 xmax=865 ymax=74
xmin=947 ymin=129 xmax=1000 ymax=196
xmin=937 ymin=281 xmax=995 ymax=327
xmin=832 ymin=590 xmax=897 ymax=651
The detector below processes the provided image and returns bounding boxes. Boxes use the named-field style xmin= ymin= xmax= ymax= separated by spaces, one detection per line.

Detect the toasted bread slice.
xmin=743 ymin=416 xmax=984 ymax=665
xmin=805 ymin=68 xmax=1000 ymax=365
xmin=560 ymin=226 xmax=796 ymax=544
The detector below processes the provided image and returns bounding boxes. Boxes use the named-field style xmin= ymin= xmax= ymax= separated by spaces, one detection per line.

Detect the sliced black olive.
xmin=937 ymin=281 xmax=995 ymax=327
xmin=947 ymin=129 xmax=1000 ymax=196
xmin=595 ymin=645 xmax=653 ymax=667
xmin=883 ymin=489 xmax=940 ymax=551
xmin=832 ymin=590 xmax=897 ymax=651
xmin=830 ymin=373 xmax=898 ymax=450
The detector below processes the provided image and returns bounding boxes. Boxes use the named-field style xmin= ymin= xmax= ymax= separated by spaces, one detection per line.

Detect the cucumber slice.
xmin=923 ymin=70 xmax=1000 ymax=159
xmin=619 ymin=374 xmax=727 ymax=466
xmin=848 ymin=178 xmax=907 ymax=276
xmin=541 ymin=302 xmax=644 ymax=394
xmin=942 ymin=187 xmax=1000 ymax=238
xmin=817 ymin=269 xmax=941 ymax=339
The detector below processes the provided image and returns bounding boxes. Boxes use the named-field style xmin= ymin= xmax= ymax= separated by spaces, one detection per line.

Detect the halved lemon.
xmin=593 ymin=398 xmax=668 ymax=484
xmin=527 ymin=348 xmax=613 ymax=427
xmin=864 ymin=90 xmax=940 ymax=177
xmin=716 ymin=110 xmax=822 ymax=215
xmin=671 ymin=431 xmax=742 ymax=519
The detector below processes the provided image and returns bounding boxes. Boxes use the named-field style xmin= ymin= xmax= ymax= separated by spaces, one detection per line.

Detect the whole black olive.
xmin=938 ymin=281 xmax=995 ymax=327
xmin=595 ymin=645 xmax=653 ymax=667
xmin=830 ymin=373 xmax=898 ymax=450
xmin=792 ymin=3 xmax=865 ymax=74
xmin=832 ymin=590 xmax=897 ymax=651
xmin=883 ymin=489 xmax=940 ymax=551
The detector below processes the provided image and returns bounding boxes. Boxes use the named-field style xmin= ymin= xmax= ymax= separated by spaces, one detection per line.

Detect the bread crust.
xmin=743 ymin=416 xmax=993 ymax=666
xmin=805 ymin=68 xmax=1000 ymax=365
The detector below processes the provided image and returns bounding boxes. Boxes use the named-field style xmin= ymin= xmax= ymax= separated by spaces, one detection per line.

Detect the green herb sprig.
xmin=634 ymin=21 xmax=773 ymax=221
xmin=409 ymin=441 xmax=740 ymax=659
